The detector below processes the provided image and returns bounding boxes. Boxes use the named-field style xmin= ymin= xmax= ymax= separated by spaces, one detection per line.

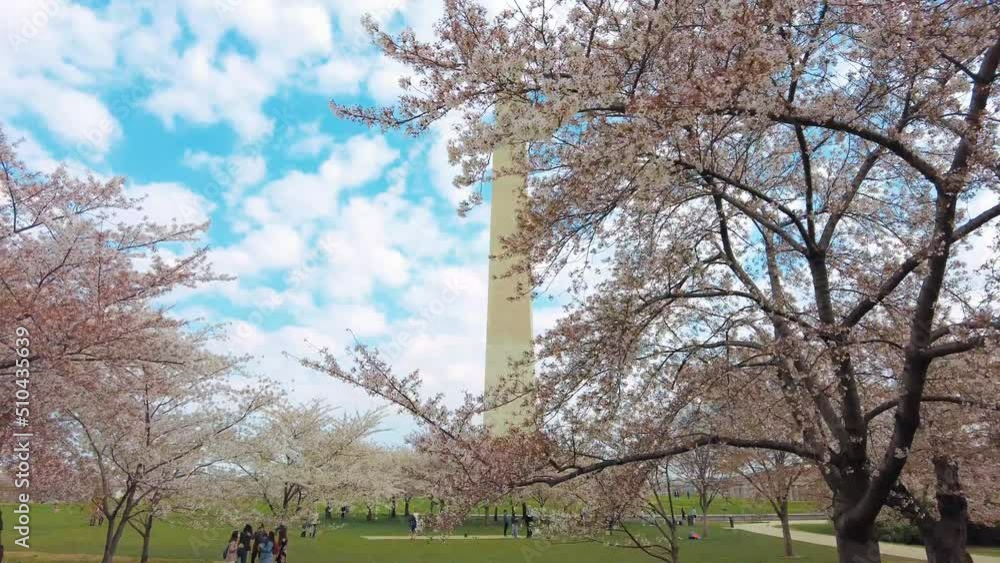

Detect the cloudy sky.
xmin=2 ymin=0 xmax=565 ymax=440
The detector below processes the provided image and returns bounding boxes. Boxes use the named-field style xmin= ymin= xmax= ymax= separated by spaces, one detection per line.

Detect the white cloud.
xmin=310 ymin=55 xmax=370 ymax=97
xmin=287 ymin=121 xmax=335 ymax=158
xmin=10 ymin=77 xmax=121 ymax=158
xmin=239 ymin=133 xmax=398 ymax=228
xmin=210 ymin=224 xmax=307 ymax=276
xmin=0 ymin=2 xmax=125 ymax=159
xmin=122 ymin=181 xmax=216 ymax=226
xmin=319 ymin=134 xmax=400 ymax=189
xmin=182 ymin=149 xmax=267 ymax=203
xmin=145 ymin=45 xmax=278 ymax=141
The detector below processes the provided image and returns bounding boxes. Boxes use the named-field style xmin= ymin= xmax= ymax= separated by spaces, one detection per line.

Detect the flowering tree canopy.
xmin=310 ymin=2 xmax=1000 ymax=562
xmin=0 ymin=126 xmax=219 ymax=496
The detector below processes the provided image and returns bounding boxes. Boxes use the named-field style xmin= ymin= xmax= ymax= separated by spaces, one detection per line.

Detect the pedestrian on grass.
xmin=276 ymin=525 xmax=288 ymax=563
xmin=503 ymin=510 xmax=511 ymax=537
xmin=511 ymin=514 xmax=520 ymax=538
xmin=251 ymin=523 xmax=267 ymax=563
xmin=238 ymin=524 xmax=253 ymax=563
xmin=258 ymin=532 xmax=275 ymax=563
xmin=224 ymin=530 xmax=239 ymax=562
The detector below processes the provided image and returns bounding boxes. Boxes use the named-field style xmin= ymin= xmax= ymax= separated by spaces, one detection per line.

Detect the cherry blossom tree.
xmin=309 ymin=2 xmax=1000 ymax=562
xmin=549 ymin=461 xmax=682 ymax=563
xmin=0 ymin=126 xmax=218 ymax=491
xmin=733 ymin=450 xmax=816 ymax=556
xmin=233 ymin=400 xmax=383 ymax=523
xmin=674 ymin=446 xmax=728 ymax=539
xmin=62 ymin=329 xmax=271 ymax=563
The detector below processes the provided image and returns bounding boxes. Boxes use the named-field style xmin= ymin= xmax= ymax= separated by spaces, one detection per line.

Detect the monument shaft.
xmin=484 ymin=105 xmax=534 ymax=434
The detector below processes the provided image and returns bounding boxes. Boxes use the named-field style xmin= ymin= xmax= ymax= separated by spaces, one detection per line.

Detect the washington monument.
xmin=483 ymin=103 xmax=534 ymax=434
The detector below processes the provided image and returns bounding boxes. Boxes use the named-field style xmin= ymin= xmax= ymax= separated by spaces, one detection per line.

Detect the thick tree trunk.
xmin=494 ymin=506 xmax=498 ymax=522
xmin=922 ymin=457 xmax=972 ymax=563
xmin=140 ymin=514 xmax=154 ymax=563
xmin=835 ymin=532 xmax=882 ymax=563
xmin=404 ymin=498 xmax=410 ymax=516
xmin=390 ymin=497 xmax=397 ymax=519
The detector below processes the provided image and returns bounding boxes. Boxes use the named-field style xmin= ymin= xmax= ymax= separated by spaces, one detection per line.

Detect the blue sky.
xmin=3 ymin=0 xmax=564 ymax=440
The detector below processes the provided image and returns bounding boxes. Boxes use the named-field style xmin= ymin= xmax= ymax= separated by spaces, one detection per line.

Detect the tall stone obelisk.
xmin=484 ymin=102 xmax=534 ymax=435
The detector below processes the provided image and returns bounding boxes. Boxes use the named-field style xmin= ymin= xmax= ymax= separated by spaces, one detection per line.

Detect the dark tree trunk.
xmin=390 ymin=497 xmax=397 ymax=519
xmin=922 ymin=457 xmax=972 ymax=563
xmin=889 ymin=456 xmax=973 ymax=563
xmin=102 ymin=515 xmax=118 ymax=563
xmin=404 ymin=498 xmax=411 ymax=516
xmin=832 ymin=480 xmax=882 ymax=563
xmin=835 ymin=532 xmax=882 ymax=563
xmin=494 ymin=506 xmax=498 ymax=522
xmin=102 ymin=511 xmax=132 ymax=563
xmin=140 ymin=514 xmax=154 ymax=563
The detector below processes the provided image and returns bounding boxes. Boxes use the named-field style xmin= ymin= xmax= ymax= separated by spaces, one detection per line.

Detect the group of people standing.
xmin=501 ymin=510 xmax=533 ymax=538
xmin=223 ymin=523 xmax=288 ymax=563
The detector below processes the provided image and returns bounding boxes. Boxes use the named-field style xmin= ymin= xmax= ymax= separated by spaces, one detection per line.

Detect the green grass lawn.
xmin=791 ymin=522 xmax=1000 ymax=557
xmin=0 ymin=503 xmax=914 ymax=563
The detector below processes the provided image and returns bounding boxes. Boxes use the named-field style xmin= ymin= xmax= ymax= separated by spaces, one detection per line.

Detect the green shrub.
xmin=874 ymin=511 xmax=923 ymax=545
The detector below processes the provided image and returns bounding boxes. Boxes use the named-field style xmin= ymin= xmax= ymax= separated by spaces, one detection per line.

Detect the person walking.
xmin=511 ymin=514 xmax=520 ymax=538
xmin=408 ymin=513 xmax=418 ymax=540
xmin=502 ymin=510 xmax=511 ymax=537
xmin=251 ymin=524 xmax=267 ymax=563
xmin=258 ymin=532 xmax=275 ymax=563
xmin=238 ymin=524 xmax=253 ymax=563
xmin=689 ymin=508 xmax=697 ymax=526
xmin=223 ymin=531 xmax=239 ymax=562
xmin=276 ymin=525 xmax=288 ymax=563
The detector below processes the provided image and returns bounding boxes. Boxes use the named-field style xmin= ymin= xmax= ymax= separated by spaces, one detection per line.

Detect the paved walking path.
xmin=735 ymin=520 xmax=1000 ymax=563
